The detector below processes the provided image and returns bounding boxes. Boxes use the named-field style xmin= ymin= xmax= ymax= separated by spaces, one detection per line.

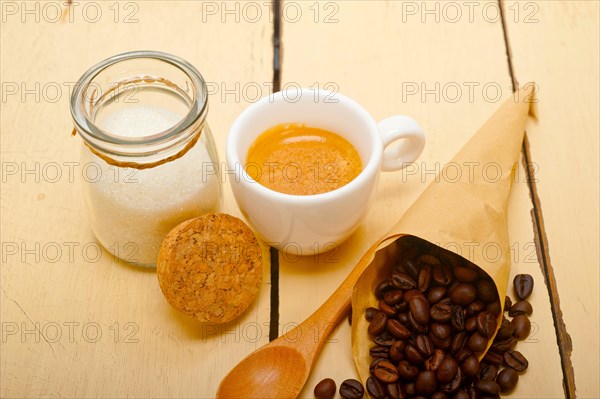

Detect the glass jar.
xmin=70 ymin=51 xmax=222 ymax=267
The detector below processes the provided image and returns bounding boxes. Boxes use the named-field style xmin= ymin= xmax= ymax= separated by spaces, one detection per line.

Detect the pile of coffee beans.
xmin=314 ymin=378 xmax=365 ymax=399
xmin=362 ymin=240 xmax=534 ymax=399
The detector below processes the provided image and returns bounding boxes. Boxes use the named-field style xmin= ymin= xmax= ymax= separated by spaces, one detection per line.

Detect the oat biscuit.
xmin=157 ymin=213 xmax=263 ymax=323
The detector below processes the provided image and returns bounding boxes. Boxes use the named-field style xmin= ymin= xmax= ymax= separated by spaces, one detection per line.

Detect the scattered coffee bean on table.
xmin=314 ymin=378 xmax=336 ymax=399
xmin=363 ymin=237 xmax=535 ymax=398
xmin=340 ymin=379 xmax=365 ymax=399
xmin=513 ymin=274 xmax=534 ymax=300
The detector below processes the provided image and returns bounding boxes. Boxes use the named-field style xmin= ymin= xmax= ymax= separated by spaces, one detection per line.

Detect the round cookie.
xmin=157 ymin=213 xmax=263 ymax=323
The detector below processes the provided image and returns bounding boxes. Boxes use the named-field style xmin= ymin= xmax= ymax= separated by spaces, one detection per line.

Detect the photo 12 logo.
xmin=1 ymin=321 xmax=140 ymax=344
xmin=1 ymin=1 xmax=140 ymax=24
xmin=399 ymin=1 xmax=539 ymax=24
xmin=200 ymin=1 xmax=340 ymax=24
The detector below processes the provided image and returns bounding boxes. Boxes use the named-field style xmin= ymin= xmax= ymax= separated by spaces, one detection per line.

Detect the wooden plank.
xmin=0 ymin=2 xmax=272 ymax=397
xmin=279 ymin=1 xmax=565 ymax=397
xmin=504 ymin=1 xmax=600 ymax=397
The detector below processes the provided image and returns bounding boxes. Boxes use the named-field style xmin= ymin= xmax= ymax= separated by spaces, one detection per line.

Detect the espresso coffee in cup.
xmin=246 ymin=123 xmax=363 ymax=195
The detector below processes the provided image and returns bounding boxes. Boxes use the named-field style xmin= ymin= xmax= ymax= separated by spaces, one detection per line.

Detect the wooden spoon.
xmin=216 ymin=250 xmax=375 ymax=399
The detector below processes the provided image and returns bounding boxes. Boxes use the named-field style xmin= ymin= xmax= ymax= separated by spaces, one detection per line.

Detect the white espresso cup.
xmin=226 ymin=88 xmax=425 ymax=255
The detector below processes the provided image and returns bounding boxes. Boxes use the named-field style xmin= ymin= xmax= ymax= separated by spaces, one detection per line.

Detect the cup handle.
xmin=378 ymin=116 xmax=425 ymax=172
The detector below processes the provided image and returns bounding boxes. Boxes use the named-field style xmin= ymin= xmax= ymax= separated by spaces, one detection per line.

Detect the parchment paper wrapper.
xmin=351 ymin=85 xmax=535 ymax=388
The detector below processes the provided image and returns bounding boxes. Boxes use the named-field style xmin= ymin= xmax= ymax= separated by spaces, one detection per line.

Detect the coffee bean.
xmin=404 ymin=289 xmax=424 ymax=302
xmin=314 ymin=378 xmax=336 ymax=399
xmin=392 ymin=272 xmax=417 ymax=290
xmin=496 ymin=316 xmax=515 ymax=339
xmin=486 ymin=300 xmax=502 ymax=316
xmin=415 ymin=370 xmax=438 ymax=395
xmin=439 ymin=366 xmax=462 ymax=393
xmin=454 ymin=348 xmax=473 ymax=363
xmin=467 ymin=300 xmax=486 ymax=316
xmin=373 ymin=332 xmax=395 ymax=347
xmin=365 ymin=307 xmax=379 ymax=322
xmin=384 ymin=290 xmax=404 ymax=306
xmin=513 ymin=274 xmax=534 ymax=299
xmin=451 ymin=305 xmax=465 ymax=331
xmin=339 ymin=379 xmax=364 ymax=399
xmin=504 ymin=350 xmax=528 ymax=371
xmin=491 ymin=336 xmax=517 ymax=352
xmin=385 ymin=382 xmax=404 ymax=399
xmin=397 ymin=360 xmax=420 ymax=381
xmin=483 ymin=350 xmax=504 ymax=366
xmin=477 ymin=279 xmax=498 ymax=303
xmin=379 ymin=300 xmax=397 ymax=317
xmin=504 ymin=296 xmax=513 ymax=311
xmin=387 ymin=319 xmax=411 ymax=340
xmin=452 ymin=389 xmax=470 ymax=399
xmin=418 ymin=266 xmax=432 ymax=292
xmin=436 ymin=356 xmax=459 ymax=383
xmin=405 ymin=343 xmax=425 ymax=364
xmin=479 ymin=364 xmax=498 ymax=380
xmin=476 ymin=311 xmax=498 ymax=338
xmin=496 ymin=368 xmax=519 ymax=392
xmin=431 ymin=302 xmax=453 ymax=322
xmin=425 ymin=349 xmax=446 ymax=371
xmin=431 ymin=392 xmax=449 ymax=399
xmin=390 ymin=340 xmax=406 ymax=362
xmin=467 ymin=332 xmax=487 ymax=352
xmin=416 ymin=334 xmax=434 ymax=357
xmin=370 ymin=345 xmax=390 ymax=359
xmin=418 ymin=254 xmax=441 ymax=266
xmin=366 ymin=376 xmax=385 ymax=399
xmin=511 ymin=315 xmax=531 ymax=339
xmin=430 ymin=332 xmax=452 ymax=351
xmin=375 ymin=279 xmax=394 ymax=299
xmin=404 ymin=382 xmax=416 ymax=396
xmin=453 ymin=266 xmax=479 ymax=283
xmin=399 ymin=258 xmax=420 ymax=279
xmin=450 ymin=331 xmax=467 ymax=355
xmin=465 ymin=316 xmax=477 ymax=332
xmin=475 ymin=379 xmax=500 ymax=395
xmin=450 ymin=283 xmax=477 ymax=306
xmin=468 ymin=386 xmax=480 ymax=399
xmin=509 ymin=300 xmax=533 ymax=317
xmin=370 ymin=357 xmax=385 ymax=373
xmin=394 ymin=301 xmax=409 ymax=313
xmin=409 ymin=295 xmax=431 ymax=325
xmin=397 ymin=312 xmax=409 ymax=324
xmin=432 ymin=323 xmax=452 ymax=339
xmin=428 ymin=287 xmax=447 ymax=304
xmin=373 ymin=360 xmax=399 ymax=383
xmin=368 ymin=312 xmax=388 ymax=336
xmin=408 ymin=311 xmax=428 ymax=334
xmin=461 ymin=354 xmax=479 ymax=377
xmin=432 ymin=265 xmax=453 ymax=286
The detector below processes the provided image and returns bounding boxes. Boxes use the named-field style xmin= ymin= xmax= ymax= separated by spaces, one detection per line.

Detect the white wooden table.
xmin=1 ymin=1 xmax=598 ymax=398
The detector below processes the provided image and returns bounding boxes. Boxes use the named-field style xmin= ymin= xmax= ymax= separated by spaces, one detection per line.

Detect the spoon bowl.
xmin=217 ymin=345 xmax=308 ymax=399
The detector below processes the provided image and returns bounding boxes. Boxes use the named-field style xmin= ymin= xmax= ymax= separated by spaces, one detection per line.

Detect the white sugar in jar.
xmin=71 ymin=51 xmax=222 ymax=267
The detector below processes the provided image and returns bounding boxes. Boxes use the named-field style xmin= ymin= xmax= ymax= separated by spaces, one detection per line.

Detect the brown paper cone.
xmin=351 ymin=85 xmax=535 ymax=389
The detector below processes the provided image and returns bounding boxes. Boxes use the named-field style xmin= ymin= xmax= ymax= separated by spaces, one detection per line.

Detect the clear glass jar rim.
xmin=70 ymin=50 xmax=208 ymax=146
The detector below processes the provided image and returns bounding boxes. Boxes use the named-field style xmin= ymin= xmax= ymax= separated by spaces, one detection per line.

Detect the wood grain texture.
xmin=0 ymin=2 xmax=272 ymax=397
xmin=504 ymin=1 xmax=600 ymax=397
xmin=279 ymin=1 xmax=564 ymax=397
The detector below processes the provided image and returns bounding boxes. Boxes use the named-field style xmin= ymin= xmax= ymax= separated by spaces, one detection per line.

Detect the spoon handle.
xmin=282 ymin=243 xmax=381 ymax=364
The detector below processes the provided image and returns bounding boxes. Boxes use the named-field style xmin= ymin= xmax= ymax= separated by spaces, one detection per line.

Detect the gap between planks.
xmin=268 ymin=0 xmax=282 ymax=343
xmin=499 ymin=1 xmax=576 ymax=398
